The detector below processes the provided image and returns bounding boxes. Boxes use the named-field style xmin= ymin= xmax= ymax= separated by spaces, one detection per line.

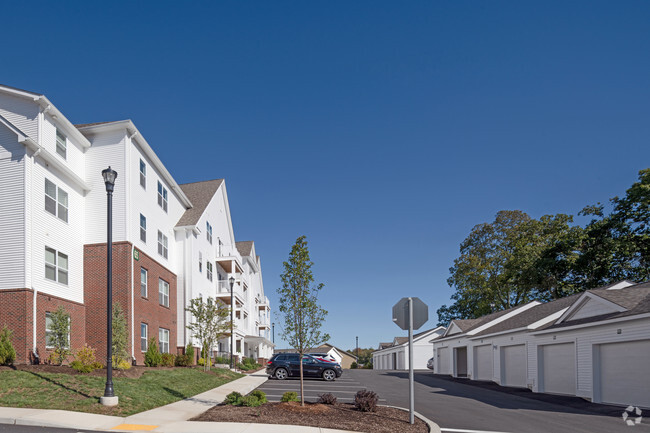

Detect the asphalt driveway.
xmin=255 ymin=372 xmax=387 ymax=404
xmin=339 ymin=369 xmax=650 ymax=433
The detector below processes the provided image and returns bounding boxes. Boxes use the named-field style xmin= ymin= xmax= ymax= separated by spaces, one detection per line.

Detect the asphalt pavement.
xmin=275 ymin=369 xmax=650 ymax=433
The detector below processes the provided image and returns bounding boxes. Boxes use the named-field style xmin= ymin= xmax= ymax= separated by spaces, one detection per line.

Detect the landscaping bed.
xmin=193 ymin=401 xmax=429 ymax=432
xmin=0 ymin=365 xmax=242 ymax=416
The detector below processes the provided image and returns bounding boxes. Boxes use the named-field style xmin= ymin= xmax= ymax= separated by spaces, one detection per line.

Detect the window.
xmin=56 ymin=129 xmax=67 ymax=159
xmin=207 ymin=261 xmax=213 ymax=282
xmin=140 ymin=214 xmax=147 ymax=243
xmin=45 ymin=247 xmax=68 ymax=285
xmin=206 ymin=221 xmax=212 ymax=244
xmin=139 ymin=159 xmax=146 ymax=189
xmin=140 ymin=323 xmax=148 ymax=352
xmin=157 ymin=231 xmax=168 ymax=259
xmin=45 ymin=312 xmax=69 ymax=349
xmin=198 ymin=252 xmax=202 ymax=273
xmin=45 ymin=179 xmax=68 ymax=222
xmin=159 ymin=328 xmax=170 ymax=353
xmin=159 ymin=278 xmax=169 ymax=307
xmin=157 ymin=181 xmax=168 ymax=212
xmin=140 ymin=268 xmax=148 ymax=297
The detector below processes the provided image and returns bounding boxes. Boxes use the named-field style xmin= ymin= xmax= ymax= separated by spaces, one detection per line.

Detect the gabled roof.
xmin=378 ymin=342 xmax=392 ymax=350
xmin=176 ymin=179 xmax=224 ymax=227
xmin=236 ymin=241 xmax=254 ymax=257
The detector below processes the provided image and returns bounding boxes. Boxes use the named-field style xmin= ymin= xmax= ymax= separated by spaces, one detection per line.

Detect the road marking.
xmin=441 ymin=429 xmax=513 ymax=433
xmin=111 ymin=424 xmax=158 ymax=431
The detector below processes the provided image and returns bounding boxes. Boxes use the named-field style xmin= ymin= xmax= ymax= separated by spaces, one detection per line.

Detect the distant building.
xmin=372 ymin=327 xmax=446 ymax=370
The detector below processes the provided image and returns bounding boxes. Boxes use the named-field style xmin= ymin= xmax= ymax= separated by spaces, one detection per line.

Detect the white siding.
xmin=0 ymin=125 xmax=26 ymax=289
xmin=30 ymin=158 xmax=85 ymax=303
xmin=41 ymin=115 xmax=86 ymax=180
xmin=569 ymin=297 xmax=620 ymax=321
xmin=0 ymin=93 xmax=39 ymax=141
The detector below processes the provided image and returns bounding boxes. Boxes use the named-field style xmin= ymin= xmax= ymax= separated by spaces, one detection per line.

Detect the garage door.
xmin=502 ymin=344 xmax=527 ymax=388
xmin=438 ymin=347 xmax=450 ymax=375
xmin=599 ymin=340 xmax=650 ymax=407
xmin=541 ymin=342 xmax=576 ymax=395
xmin=474 ymin=345 xmax=493 ymax=381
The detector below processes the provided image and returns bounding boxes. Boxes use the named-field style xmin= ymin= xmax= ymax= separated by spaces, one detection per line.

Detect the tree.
xmin=112 ymin=302 xmax=129 ymax=366
xmin=277 ymin=236 xmax=330 ymax=406
xmin=185 ymin=296 xmax=231 ymax=372
xmin=49 ymin=306 xmax=71 ymax=365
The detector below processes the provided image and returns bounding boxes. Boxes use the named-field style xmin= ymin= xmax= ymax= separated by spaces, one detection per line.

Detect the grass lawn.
xmin=0 ymin=367 xmax=243 ymax=416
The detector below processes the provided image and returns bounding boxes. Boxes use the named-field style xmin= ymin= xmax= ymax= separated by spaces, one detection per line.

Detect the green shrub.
xmin=185 ymin=344 xmax=195 ymax=364
xmin=48 ymin=307 xmax=71 ymax=365
xmin=354 ymin=390 xmax=378 ymax=412
xmin=225 ymin=391 xmax=243 ymax=405
xmin=112 ymin=303 xmax=129 ymax=367
xmin=351 ymin=361 xmax=358 ymax=369
xmin=70 ymin=344 xmax=99 ymax=373
xmin=198 ymin=357 xmax=212 ymax=368
xmin=175 ymin=353 xmax=191 ymax=366
xmin=363 ymin=361 xmax=373 ymax=369
xmin=250 ymin=390 xmax=267 ymax=404
xmin=318 ymin=393 xmax=337 ymax=405
xmin=214 ymin=356 xmax=230 ymax=365
xmin=281 ymin=391 xmax=299 ymax=403
xmin=0 ymin=326 xmax=17 ymax=366
xmin=112 ymin=356 xmax=132 ymax=370
xmin=241 ymin=395 xmax=262 ymax=407
xmin=161 ymin=353 xmax=175 ymax=367
xmin=144 ymin=337 xmax=162 ymax=367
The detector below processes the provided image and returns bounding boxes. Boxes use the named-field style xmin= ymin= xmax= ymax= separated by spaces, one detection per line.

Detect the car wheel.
xmin=275 ymin=367 xmax=288 ymax=380
xmin=322 ymin=369 xmax=336 ymax=381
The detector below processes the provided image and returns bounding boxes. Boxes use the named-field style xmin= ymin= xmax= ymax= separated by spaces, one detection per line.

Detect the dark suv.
xmin=267 ymin=353 xmax=343 ymax=381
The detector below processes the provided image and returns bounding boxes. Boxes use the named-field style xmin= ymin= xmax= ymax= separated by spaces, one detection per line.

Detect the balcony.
xmin=216 ymin=279 xmax=245 ymax=306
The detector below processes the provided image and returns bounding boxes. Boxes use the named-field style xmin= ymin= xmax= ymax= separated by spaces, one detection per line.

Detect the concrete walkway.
xmin=0 ymin=370 xmax=361 ymax=432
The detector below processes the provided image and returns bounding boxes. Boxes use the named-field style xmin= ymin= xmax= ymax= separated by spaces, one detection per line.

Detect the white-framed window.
xmin=45 ymin=247 xmax=68 ymax=285
xmin=140 ymin=267 xmax=148 ymax=298
xmin=140 ymin=214 xmax=147 ymax=243
xmin=207 ymin=261 xmax=213 ymax=281
xmin=140 ymin=323 xmax=148 ymax=352
xmin=56 ymin=129 xmax=67 ymax=159
xmin=206 ymin=221 xmax=212 ymax=244
xmin=159 ymin=278 xmax=169 ymax=307
xmin=157 ymin=231 xmax=168 ymax=259
xmin=159 ymin=328 xmax=170 ymax=353
xmin=139 ymin=159 xmax=146 ymax=189
xmin=157 ymin=181 xmax=168 ymax=212
xmin=198 ymin=252 xmax=202 ymax=273
xmin=45 ymin=312 xmax=70 ymax=349
xmin=45 ymin=179 xmax=68 ymax=223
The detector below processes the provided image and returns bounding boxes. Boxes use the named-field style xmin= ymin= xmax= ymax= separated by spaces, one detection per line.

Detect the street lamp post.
xmin=272 ymin=322 xmax=275 ymax=344
xmin=100 ymin=167 xmax=118 ymax=407
xmin=229 ymin=276 xmax=235 ymax=369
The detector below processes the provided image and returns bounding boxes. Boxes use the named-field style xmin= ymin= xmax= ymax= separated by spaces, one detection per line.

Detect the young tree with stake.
xmin=186 ymin=296 xmax=231 ymax=372
xmin=277 ymin=235 xmax=330 ymax=406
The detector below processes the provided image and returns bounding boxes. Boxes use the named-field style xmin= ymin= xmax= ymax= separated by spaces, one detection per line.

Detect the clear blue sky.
xmin=4 ymin=1 xmax=650 ymax=351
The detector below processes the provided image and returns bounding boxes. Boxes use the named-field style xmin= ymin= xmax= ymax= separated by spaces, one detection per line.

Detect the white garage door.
xmin=599 ymin=340 xmax=650 ymax=407
xmin=502 ymin=344 xmax=527 ymax=388
xmin=541 ymin=342 xmax=576 ymax=395
xmin=438 ymin=347 xmax=450 ymax=375
xmin=474 ymin=344 xmax=493 ymax=381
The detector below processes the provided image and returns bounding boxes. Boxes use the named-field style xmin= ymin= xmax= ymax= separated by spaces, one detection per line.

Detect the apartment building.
xmin=0 ymin=84 xmax=273 ymax=364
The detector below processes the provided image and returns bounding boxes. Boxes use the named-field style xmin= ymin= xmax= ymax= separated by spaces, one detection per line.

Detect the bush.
xmin=175 ymin=353 xmax=191 ymax=366
xmin=354 ymin=390 xmax=378 ymax=412
xmin=364 ymin=361 xmax=373 ymax=369
xmin=112 ymin=303 xmax=129 ymax=367
xmin=70 ymin=344 xmax=99 ymax=373
xmin=225 ymin=391 xmax=243 ymax=405
xmin=161 ymin=353 xmax=175 ymax=367
xmin=112 ymin=356 xmax=132 ymax=370
xmin=49 ymin=307 xmax=71 ymax=365
xmin=241 ymin=395 xmax=262 ymax=407
xmin=281 ymin=391 xmax=299 ymax=403
xmin=214 ymin=356 xmax=229 ymax=365
xmin=144 ymin=337 xmax=162 ymax=367
xmin=198 ymin=357 xmax=212 ymax=368
xmin=0 ymin=326 xmax=17 ymax=366
xmin=250 ymin=390 xmax=267 ymax=404
xmin=351 ymin=362 xmax=358 ymax=369
xmin=185 ymin=344 xmax=195 ymax=364
xmin=318 ymin=393 xmax=337 ymax=405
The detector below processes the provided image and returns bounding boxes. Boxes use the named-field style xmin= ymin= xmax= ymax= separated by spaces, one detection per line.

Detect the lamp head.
xmin=229 ymin=276 xmax=235 ymax=287
xmin=102 ymin=166 xmax=118 ymax=192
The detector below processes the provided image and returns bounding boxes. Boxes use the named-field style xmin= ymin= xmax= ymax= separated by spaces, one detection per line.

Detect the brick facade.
xmin=84 ymin=241 xmax=176 ymax=365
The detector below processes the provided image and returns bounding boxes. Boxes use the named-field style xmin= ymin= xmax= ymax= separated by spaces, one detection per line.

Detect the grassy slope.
xmin=0 ymin=367 xmax=242 ymax=416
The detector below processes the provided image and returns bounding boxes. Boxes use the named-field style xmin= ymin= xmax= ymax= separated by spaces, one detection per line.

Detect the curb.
xmin=382 ymin=405 xmax=441 ymax=433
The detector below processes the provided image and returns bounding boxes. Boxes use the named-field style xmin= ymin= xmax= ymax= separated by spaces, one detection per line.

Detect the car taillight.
xmin=267 ymin=361 xmax=273 ymax=365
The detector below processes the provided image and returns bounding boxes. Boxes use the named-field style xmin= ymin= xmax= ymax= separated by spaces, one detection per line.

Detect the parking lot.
xmin=255 ymin=372 xmax=387 ymax=403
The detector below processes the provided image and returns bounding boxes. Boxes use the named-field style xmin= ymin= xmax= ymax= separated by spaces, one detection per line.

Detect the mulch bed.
xmin=0 ymin=364 xmax=177 ymax=379
xmin=193 ymin=401 xmax=429 ymax=433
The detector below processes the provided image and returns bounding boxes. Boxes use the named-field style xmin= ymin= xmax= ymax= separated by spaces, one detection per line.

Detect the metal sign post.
xmin=392 ymin=297 xmax=428 ymax=425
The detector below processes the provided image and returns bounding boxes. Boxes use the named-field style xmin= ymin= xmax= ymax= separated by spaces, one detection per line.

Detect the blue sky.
xmin=4 ymin=1 xmax=650 ymax=351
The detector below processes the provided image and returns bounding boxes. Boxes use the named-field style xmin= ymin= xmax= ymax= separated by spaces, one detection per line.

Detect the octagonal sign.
xmin=392 ymin=297 xmax=428 ymax=330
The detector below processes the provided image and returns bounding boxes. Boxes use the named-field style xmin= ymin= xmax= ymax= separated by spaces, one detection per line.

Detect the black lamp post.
xmin=100 ymin=166 xmax=118 ymax=406
xmin=229 ymin=276 xmax=235 ymax=369
xmin=272 ymin=322 xmax=275 ymax=344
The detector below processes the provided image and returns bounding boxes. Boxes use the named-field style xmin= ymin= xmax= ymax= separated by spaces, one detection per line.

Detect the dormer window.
xmin=56 ymin=129 xmax=67 ymax=159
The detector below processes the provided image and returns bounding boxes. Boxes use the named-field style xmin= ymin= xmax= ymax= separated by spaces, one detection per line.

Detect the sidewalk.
xmin=0 ymin=369 xmax=359 ymax=433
